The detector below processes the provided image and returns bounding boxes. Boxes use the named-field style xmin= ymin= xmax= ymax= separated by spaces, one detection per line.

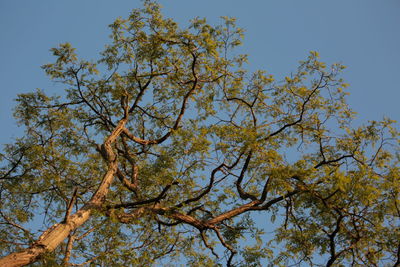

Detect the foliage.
xmin=0 ymin=1 xmax=399 ymax=266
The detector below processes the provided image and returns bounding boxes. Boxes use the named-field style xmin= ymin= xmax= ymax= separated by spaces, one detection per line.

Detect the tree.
xmin=0 ymin=2 xmax=399 ymax=266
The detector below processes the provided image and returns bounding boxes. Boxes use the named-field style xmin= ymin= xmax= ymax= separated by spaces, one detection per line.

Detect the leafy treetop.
xmin=0 ymin=1 xmax=399 ymax=266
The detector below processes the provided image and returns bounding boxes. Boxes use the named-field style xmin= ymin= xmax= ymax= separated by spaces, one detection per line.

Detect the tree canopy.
xmin=0 ymin=2 xmax=399 ymax=266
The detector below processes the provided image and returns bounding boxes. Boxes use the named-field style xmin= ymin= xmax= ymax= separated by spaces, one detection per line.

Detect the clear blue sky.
xmin=1 ymin=0 xmax=399 ymax=145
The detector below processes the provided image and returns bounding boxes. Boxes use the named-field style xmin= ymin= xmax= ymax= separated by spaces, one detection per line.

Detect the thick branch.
xmin=235 ymin=151 xmax=258 ymax=201
xmin=326 ymin=215 xmax=344 ymax=267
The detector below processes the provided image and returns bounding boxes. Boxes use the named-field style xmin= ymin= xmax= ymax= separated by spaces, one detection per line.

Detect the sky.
xmin=1 ymin=0 xmax=399 ymax=146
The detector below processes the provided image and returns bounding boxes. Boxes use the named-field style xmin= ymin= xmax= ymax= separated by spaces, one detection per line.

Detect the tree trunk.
xmin=0 ymin=118 xmax=127 ymax=267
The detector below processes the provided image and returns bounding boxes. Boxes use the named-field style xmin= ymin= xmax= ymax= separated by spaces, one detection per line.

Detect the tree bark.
xmin=0 ymin=118 xmax=127 ymax=267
